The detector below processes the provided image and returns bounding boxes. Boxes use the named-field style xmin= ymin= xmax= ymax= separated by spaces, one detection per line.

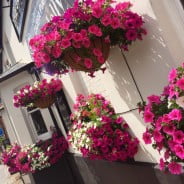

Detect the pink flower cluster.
xmin=1 ymin=144 xmax=21 ymax=173
xmin=13 ymin=78 xmax=62 ymax=108
xmin=1 ymin=143 xmax=47 ymax=174
xmin=168 ymin=64 xmax=184 ymax=101
xmin=68 ymin=94 xmax=139 ymax=161
xmin=1 ymin=133 xmax=68 ymax=174
xmin=139 ymin=63 xmax=184 ymax=175
xmin=29 ymin=0 xmax=146 ymax=75
xmin=40 ymin=132 xmax=68 ymax=165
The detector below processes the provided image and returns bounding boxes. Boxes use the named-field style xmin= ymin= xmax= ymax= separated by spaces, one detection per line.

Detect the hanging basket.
xmin=34 ymin=96 xmax=55 ymax=109
xmin=63 ymin=38 xmax=110 ymax=72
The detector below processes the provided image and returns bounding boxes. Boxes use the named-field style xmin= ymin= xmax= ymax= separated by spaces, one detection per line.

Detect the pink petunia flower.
xmin=155 ymin=117 xmax=162 ymax=131
xmin=147 ymin=95 xmax=161 ymax=104
xmin=173 ymin=130 xmax=184 ymax=144
xmin=162 ymin=114 xmax=171 ymax=123
xmin=168 ymin=85 xmax=178 ymax=98
xmin=101 ymin=15 xmax=112 ymax=26
xmin=176 ymin=78 xmax=184 ymax=90
xmin=163 ymin=125 xmax=175 ymax=135
xmin=168 ymin=68 xmax=177 ymax=82
xmin=168 ymin=140 xmax=177 ymax=152
xmin=164 ymin=150 xmax=170 ymax=160
xmin=168 ymin=162 xmax=182 ymax=175
xmin=159 ymin=158 xmax=165 ymax=171
xmin=143 ymin=110 xmax=154 ymax=123
xmin=174 ymin=144 xmax=184 ymax=159
xmin=116 ymin=117 xmax=124 ymax=124
xmin=125 ymin=30 xmax=137 ymax=41
xmin=115 ymin=2 xmax=132 ymax=11
xmin=168 ymin=109 xmax=182 ymax=121
xmin=61 ymin=39 xmax=71 ymax=48
xmin=80 ymin=29 xmax=87 ymax=37
xmin=88 ymin=25 xmax=102 ymax=37
xmin=92 ymin=6 xmax=103 ymax=18
xmin=84 ymin=58 xmax=93 ymax=69
xmin=52 ymin=46 xmax=62 ymax=58
xmin=82 ymin=38 xmax=91 ymax=48
xmin=153 ymin=130 xmax=164 ymax=143
xmin=142 ymin=131 xmax=152 ymax=144
xmin=111 ymin=18 xmax=121 ymax=29
xmin=124 ymin=19 xmax=136 ymax=29
xmin=72 ymin=33 xmax=83 ymax=42
xmin=93 ymin=48 xmax=102 ymax=57
xmin=97 ymin=56 xmax=105 ymax=64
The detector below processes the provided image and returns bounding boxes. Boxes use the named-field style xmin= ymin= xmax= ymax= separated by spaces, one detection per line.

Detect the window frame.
xmin=10 ymin=0 xmax=29 ymax=42
xmin=27 ymin=107 xmax=52 ymax=141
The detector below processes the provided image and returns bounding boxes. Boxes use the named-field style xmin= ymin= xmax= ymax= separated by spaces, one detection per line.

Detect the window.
xmin=180 ymin=0 xmax=184 ymax=8
xmin=27 ymin=108 xmax=48 ymax=136
xmin=55 ymin=90 xmax=71 ymax=131
xmin=27 ymin=107 xmax=53 ymax=141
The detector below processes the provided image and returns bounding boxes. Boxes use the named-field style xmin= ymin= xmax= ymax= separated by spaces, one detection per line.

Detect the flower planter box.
xmin=67 ymin=153 xmax=184 ymax=184
xmin=32 ymin=155 xmax=75 ymax=184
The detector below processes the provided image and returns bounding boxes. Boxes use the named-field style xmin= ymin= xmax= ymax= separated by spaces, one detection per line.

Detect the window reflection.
xmin=30 ymin=110 xmax=48 ymax=135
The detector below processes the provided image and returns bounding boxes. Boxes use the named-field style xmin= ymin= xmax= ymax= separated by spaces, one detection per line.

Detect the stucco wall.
xmin=0 ymin=72 xmax=34 ymax=145
xmin=2 ymin=1 xmax=32 ymax=64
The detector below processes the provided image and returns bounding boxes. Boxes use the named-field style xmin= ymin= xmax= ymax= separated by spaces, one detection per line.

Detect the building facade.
xmin=1 ymin=0 xmax=184 ymax=183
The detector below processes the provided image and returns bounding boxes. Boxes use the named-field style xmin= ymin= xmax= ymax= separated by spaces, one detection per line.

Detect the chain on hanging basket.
xmin=63 ymin=38 xmax=110 ymax=73
xmin=34 ymin=95 xmax=56 ymax=109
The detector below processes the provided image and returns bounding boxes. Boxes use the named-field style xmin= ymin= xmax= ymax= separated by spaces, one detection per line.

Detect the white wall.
xmin=0 ymin=72 xmax=34 ymax=145
xmin=2 ymin=1 xmax=32 ymax=64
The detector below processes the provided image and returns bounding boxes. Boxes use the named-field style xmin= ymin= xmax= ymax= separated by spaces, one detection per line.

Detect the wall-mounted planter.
xmin=32 ymin=155 xmax=75 ymax=184
xmin=66 ymin=153 xmax=184 ymax=184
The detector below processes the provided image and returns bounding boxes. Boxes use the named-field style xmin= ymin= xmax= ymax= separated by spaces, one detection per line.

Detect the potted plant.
xmin=0 ymin=132 xmax=68 ymax=174
xmin=29 ymin=0 xmax=146 ymax=77
xmin=138 ymin=63 xmax=184 ymax=175
xmin=13 ymin=78 xmax=62 ymax=108
xmin=68 ymin=94 xmax=139 ymax=161
xmin=0 ymin=143 xmax=21 ymax=174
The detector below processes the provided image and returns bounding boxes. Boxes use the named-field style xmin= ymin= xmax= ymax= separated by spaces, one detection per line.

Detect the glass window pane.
xmin=30 ymin=110 xmax=48 ymax=135
xmin=181 ymin=0 xmax=184 ymax=9
xmin=56 ymin=90 xmax=71 ymax=131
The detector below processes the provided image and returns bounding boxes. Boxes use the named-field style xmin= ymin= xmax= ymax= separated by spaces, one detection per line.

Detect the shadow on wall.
xmin=105 ymin=14 xmax=176 ymax=162
xmin=63 ymin=14 xmax=176 ymax=163
xmin=106 ymin=14 xmax=175 ymax=112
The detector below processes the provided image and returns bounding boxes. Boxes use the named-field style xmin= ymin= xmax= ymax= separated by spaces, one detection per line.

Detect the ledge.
xmin=0 ymin=62 xmax=34 ymax=83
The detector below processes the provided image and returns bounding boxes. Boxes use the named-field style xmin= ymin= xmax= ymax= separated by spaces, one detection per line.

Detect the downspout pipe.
xmin=0 ymin=1 xmax=3 ymax=74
